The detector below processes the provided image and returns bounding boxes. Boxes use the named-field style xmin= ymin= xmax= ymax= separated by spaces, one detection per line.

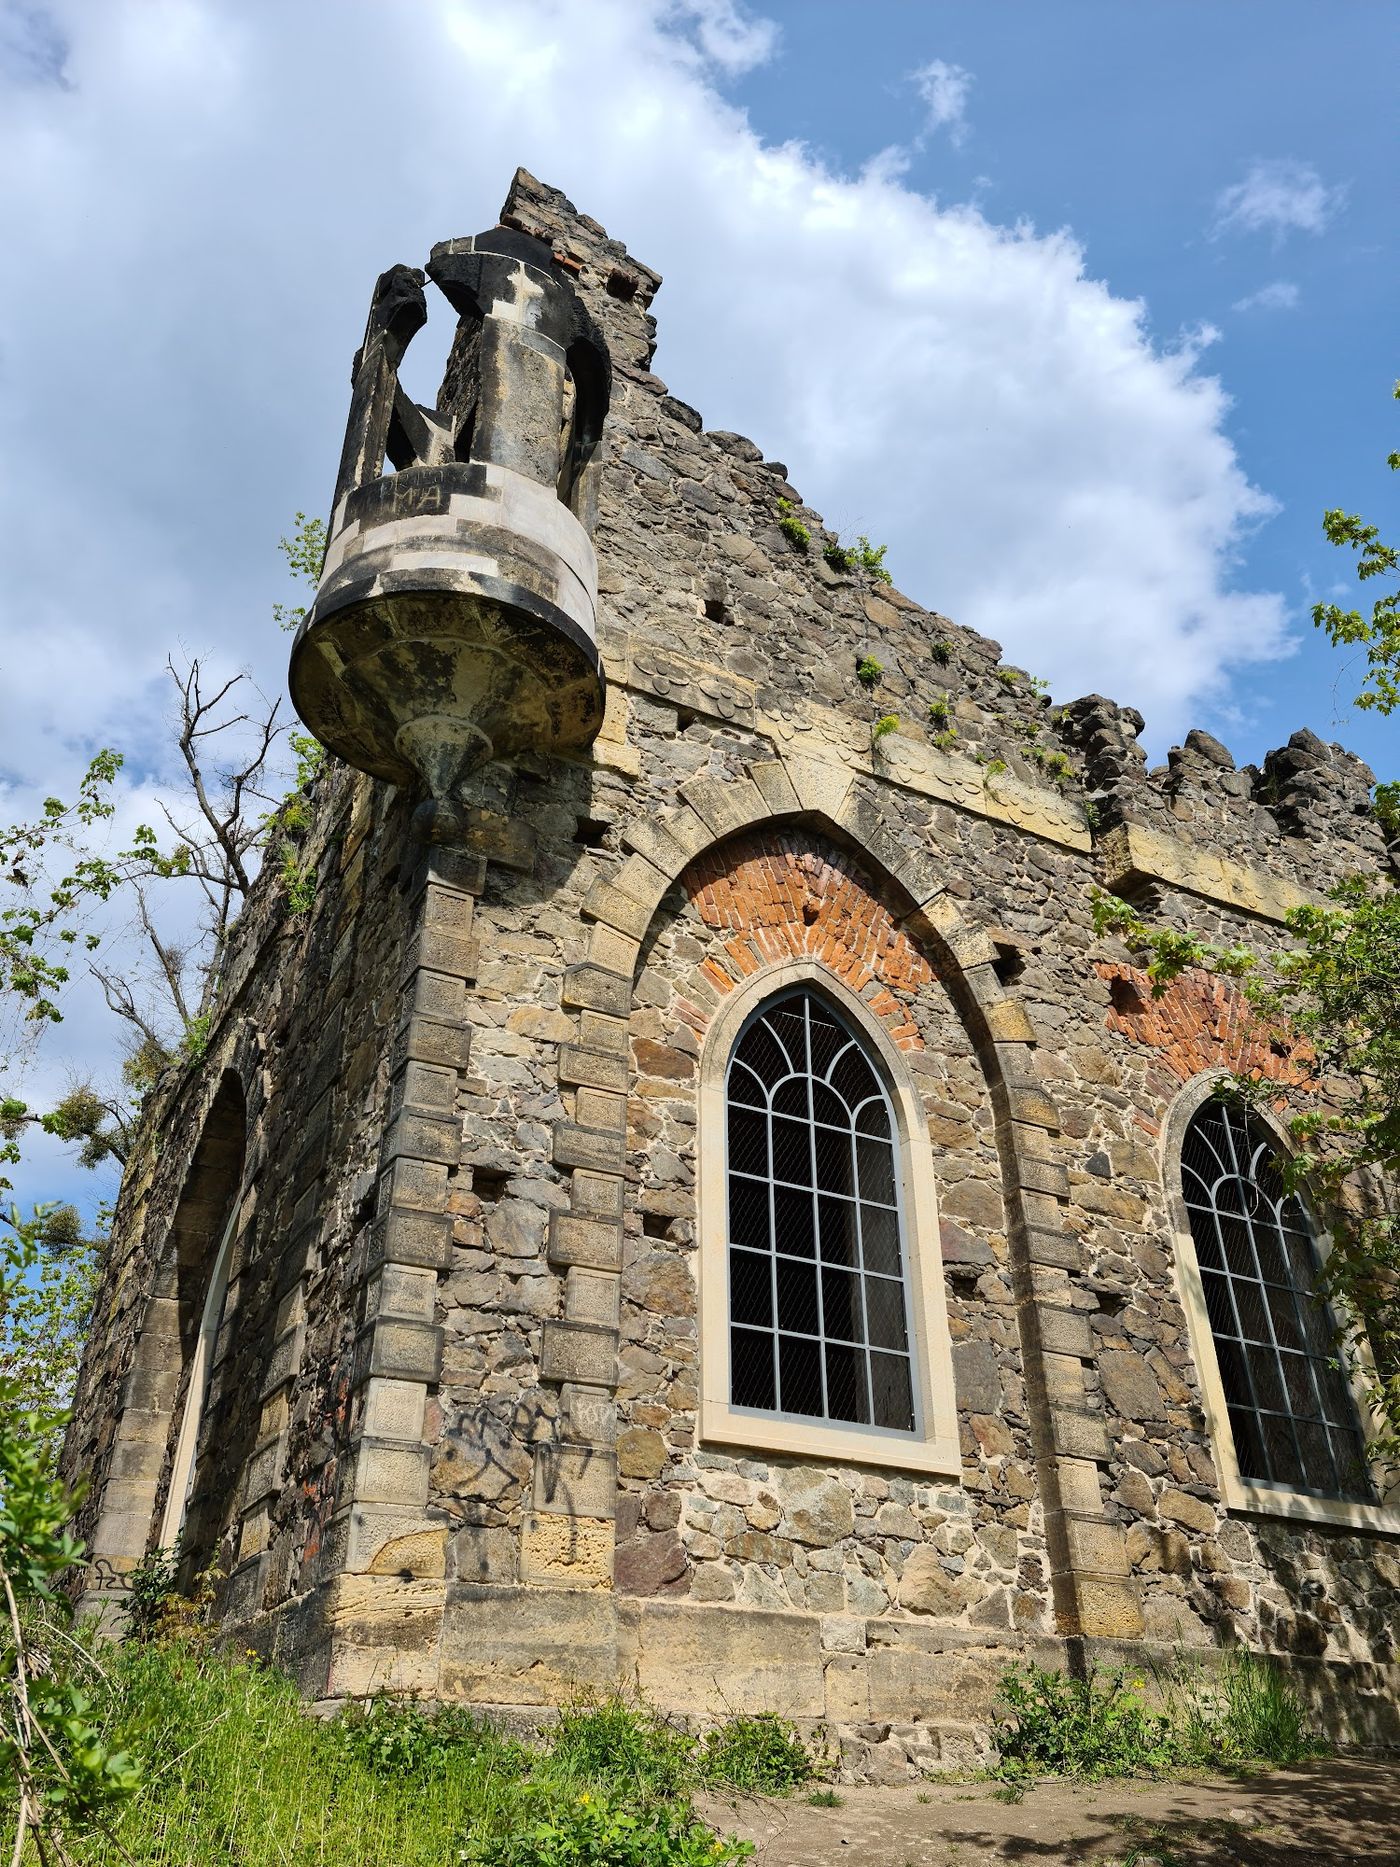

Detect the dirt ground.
xmin=699 ymin=1757 xmax=1400 ymax=1866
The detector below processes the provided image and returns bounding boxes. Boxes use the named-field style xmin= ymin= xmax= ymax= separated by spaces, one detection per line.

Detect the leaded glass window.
xmin=725 ymin=988 xmax=916 ymax=1433
xmin=1181 ymin=1098 xmax=1371 ymax=1502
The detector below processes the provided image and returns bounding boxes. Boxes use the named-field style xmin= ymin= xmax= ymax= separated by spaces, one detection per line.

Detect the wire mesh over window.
xmin=1181 ymin=1098 xmax=1371 ymax=1502
xmin=726 ymin=988 xmax=916 ymax=1433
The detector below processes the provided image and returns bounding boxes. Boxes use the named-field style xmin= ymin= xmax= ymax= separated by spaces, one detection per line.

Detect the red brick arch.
xmin=683 ymin=828 xmax=935 ymax=1048
xmin=1096 ymin=962 xmax=1313 ymax=1090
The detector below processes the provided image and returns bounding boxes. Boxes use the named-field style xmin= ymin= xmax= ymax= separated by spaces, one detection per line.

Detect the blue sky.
xmin=1 ymin=0 xmax=1396 ymax=1228
xmin=734 ymin=0 xmax=1400 ymax=774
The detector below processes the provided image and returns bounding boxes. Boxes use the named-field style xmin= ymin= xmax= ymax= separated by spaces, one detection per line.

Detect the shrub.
xmin=931 ymin=638 xmax=952 ymax=665
xmin=927 ymin=695 xmax=952 ymax=729
xmin=549 ymin=1696 xmax=693 ymax=1799
xmin=823 ymin=541 xmax=856 ymax=573
xmin=855 ymin=655 xmax=883 ymax=690
xmin=698 ymin=1712 xmax=811 ymax=1793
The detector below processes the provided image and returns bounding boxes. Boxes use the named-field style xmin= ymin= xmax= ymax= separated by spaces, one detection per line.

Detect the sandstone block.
xmin=897 ymin=1548 xmax=966 ymax=1617
xmin=1159 ymin=1487 xmax=1216 ymax=1535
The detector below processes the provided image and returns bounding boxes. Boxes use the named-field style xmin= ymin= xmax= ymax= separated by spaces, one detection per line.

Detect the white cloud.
xmin=1232 ymin=279 xmax=1300 ymax=313
xmin=0 ymin=0 xmax=1295 ymax=1206
xmin=1212 ymin=158 xmax=1344 ymax=243
xmin=669 ymin=0 xmax=778 ymax=74
xmin=910 ymin=57 xmax=973 ymax=146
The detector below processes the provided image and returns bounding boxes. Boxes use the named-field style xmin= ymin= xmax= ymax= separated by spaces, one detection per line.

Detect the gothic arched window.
xmin=1181 ymin=1097 xmax=1371 ymax=1504
xmin=725 ymin=987 xmax=916 ymax=1434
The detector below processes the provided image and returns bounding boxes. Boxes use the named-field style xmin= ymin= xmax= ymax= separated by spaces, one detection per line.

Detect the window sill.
xmin=701 ymin=1395 xmax=963 ymax=1477
xmin=1225 ymin=1476 xmax=1400 ymax=1538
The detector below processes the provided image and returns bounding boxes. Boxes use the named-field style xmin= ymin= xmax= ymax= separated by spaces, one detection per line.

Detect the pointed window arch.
xmin=726 ymin=987 xmax=916 ymax=1434
xmin=698 ymin=960 xmax=961 ymax=1476
xmin=1180 ymin=1097 xmax=1371 ymax=1504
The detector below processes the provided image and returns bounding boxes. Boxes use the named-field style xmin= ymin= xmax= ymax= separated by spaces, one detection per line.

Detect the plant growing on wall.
xmin=776 ymin=498 xmax=810 ymax=551
xmin=855 ymin=655 xmax=883 ymax=691
xmin=823 ymin=533 xmax=893 ymax=583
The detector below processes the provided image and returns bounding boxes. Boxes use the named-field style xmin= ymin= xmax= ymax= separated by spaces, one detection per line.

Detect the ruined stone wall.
xmin=65 ymin=763 xmax=420 ymax=1613
xmin=65 ymin=168 xmax=1400 ymax=1764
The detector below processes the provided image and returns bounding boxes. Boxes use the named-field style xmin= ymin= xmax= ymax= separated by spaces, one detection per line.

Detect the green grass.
xmin=13 ymin=1639 xmax=813 ymax=1865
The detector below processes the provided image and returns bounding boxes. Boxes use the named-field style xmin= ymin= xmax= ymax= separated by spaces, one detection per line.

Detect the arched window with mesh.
xmin=725 ymin=987 xmax=916 ymax=1434
xmin=1181 ymin=1097 xmax=1371 ymax=1503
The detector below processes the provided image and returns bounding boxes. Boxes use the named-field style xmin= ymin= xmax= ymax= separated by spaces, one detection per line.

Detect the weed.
xmin=777 ymin=498 xmax=810 ymax=551
xmin=823 ymin=540 xmax=856 ymax=573
xmin=1083 ymin=799 xmax=1102 ymax=832
xmin=932 ymin=728 xmax=959 ymax=751
xmin=983 ymin=757 xmax=1008 ymax=780
xmin=994 ymin=1653 xmax=1325 ymax=1790
xmin=927 ymin=694 xmax=953 ymax=729
xmin=463 ymin=1791 xmax=753 ymax=1866
xmin=931 ymin=638 xmax=952 ymax=665
xmin=855 ymin=535 xmax=893 ymax=583
xmin=994 ymin=667 xmax=1021 ymax=689
xmin=551 ymin=1695 xmax=694 ymax=1799
xmin=280 ymin=847 xmax=317 ymax=917
xmin=179 ymin=1014 xmax=211 ymax=1064
xmin=1027 ymin=674 xmax=1051 ymax=698
xmin=1013 ymin=717 xmax=1041 ymax=741
xmin=989 ymin=1781 xmax=1025 ymax=1803
xmin=855 ymin=654 xmax=883 ymax=689
xmin=806 ymin=1787 xmax=843 ymax=1807
xmin=1164 ymin=1649 xmax=1327 ymax=1768
xmin=872 ymin=713 xmax=900 ymax=744
xmin=124 ymin=1546 xmax=182 ymax=1641
xmin=699 ymin=1712 xmax=812 ymax=1793
xmin=995 ymin=1663 xmax=1177 ymax=1782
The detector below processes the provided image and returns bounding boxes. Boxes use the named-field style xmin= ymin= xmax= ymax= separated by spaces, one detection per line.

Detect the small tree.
xmin=1 ymin=1208 xmax=142 ymax=1863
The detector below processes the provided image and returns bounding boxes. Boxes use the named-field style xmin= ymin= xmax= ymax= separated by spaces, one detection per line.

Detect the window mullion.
xmin=803 ymin=995 xmax=830 ymax=1422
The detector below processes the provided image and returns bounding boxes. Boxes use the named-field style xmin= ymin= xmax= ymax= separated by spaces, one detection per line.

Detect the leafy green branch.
xmin=1312 ymin=383 xmax=1399 ymax=715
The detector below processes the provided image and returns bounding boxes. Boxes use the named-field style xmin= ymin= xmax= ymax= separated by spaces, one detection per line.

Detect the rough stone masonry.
xmin=63 ymin=169 xmax=1400 ymax=1779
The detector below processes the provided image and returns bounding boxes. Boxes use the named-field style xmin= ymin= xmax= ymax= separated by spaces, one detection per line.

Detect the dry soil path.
xmin=700 ymin=1757 xmax=1400 ymax=1866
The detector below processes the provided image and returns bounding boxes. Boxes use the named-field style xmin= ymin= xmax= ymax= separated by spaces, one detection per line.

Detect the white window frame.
xmin=1165 ymin=1072 xmax=1400 ymax=1536
xmin=698 ymin=958 xmax=962 ymax=1476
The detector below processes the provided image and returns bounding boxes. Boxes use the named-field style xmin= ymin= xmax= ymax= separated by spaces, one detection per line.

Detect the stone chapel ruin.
xmin=63 ymin=170 xmax=1400 ymax=1772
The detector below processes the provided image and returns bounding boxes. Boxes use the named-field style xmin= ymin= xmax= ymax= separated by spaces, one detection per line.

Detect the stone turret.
xmin=289 ymin=224 xmax=612 ymax=840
